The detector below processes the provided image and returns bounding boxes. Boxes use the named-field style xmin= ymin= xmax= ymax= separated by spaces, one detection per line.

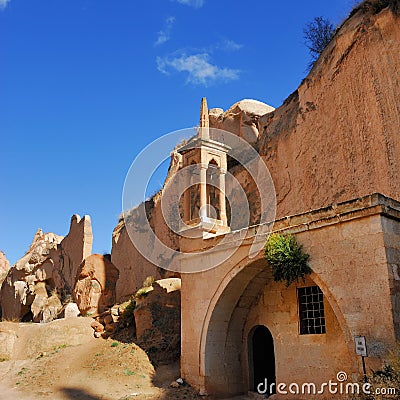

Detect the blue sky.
xmin=1 ymin=0 xmax=355 ymax=265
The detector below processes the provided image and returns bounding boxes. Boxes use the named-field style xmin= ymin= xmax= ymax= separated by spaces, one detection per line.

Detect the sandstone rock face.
xmin=73 ymin=254 xmax=119 ymax=315
xmin=0 ymin=327 xmax=17 ymax=361
xmin=112 ymin=220 xmax=162 ymax=303
xmin=30 ymin=281 xmax=63 ymax=323
xmin=204 ymin=6 xmax=400 ymax=225
xmin=0 ymin=317 xmax=94 ymax=360
xmin=134 ymin=278 xmax=181 ymax=364
xmin=112 ymin=178 xmax=180 ymax=302
xmin=257 ymin=7 xmax=400 ymax=218
xmin=48 ymin=214 xmax=93 ymax=291
xmin=209 ymin=99 xmax=274 ymax=144
xmin=64 ymin=302 xmax=81 ymax=318
xmin=0 ymin=250 xmax=10 ymax=276
xmin=0 ymin=215 xmax=93 ymax=322
xmin=0 ymin=230 xmax=63 ymax=321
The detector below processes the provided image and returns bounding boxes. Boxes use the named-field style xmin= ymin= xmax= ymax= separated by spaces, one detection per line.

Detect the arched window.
xmin=206 ymin=159 xmax=220 ymax=220
xmin=189 ymin=161 xmax=200 ymax=221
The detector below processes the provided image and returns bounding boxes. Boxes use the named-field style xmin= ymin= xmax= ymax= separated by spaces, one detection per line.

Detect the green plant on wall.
xmin=264 ymin=233 xmax=312 ymax=287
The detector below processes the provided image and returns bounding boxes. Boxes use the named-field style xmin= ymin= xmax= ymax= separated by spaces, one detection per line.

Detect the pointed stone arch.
xmin=199 ymin=254 xmax=358 ymax=397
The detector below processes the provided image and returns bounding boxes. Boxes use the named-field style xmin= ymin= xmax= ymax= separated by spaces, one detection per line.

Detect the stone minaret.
xmin=178 ymin=98 xmax=230 ymax=237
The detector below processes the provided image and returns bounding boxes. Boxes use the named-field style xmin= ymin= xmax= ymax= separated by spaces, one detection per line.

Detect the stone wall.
xmin=243 ymin=276 xmax=353 ymax=391
xmin=180 ymin=194 xmax=400 ymax=397
xmin=382 ymin=216 xmax=400 ymax=339
xmin=298 ymin=212 xmax=396 ymax=364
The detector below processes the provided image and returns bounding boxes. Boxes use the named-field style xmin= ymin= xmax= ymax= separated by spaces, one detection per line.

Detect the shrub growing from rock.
xmin=264 ymin=233 xmax=311 ymax=287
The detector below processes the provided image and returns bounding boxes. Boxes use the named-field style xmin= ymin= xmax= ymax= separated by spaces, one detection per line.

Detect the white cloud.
xmin=155 ymin=16 xmax=176 ymax=46
xmin=157 ymin=53 xmax=240 ymax=86
xmin=0 ymin=0 xmax=10 ymax=9
xmin=220 ymin=39 xmax=243 ymax=52
xmin=197 ymin=38 xmax=243 ymax=54
xmin=175 ymin=0 xmax=204 ymax=8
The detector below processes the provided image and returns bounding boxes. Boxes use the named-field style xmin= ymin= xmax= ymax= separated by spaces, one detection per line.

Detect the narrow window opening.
xmin=298 ymin=285 xmax=326 ymax=335
xmin=206 ymin=160 xmax=220 ymax=220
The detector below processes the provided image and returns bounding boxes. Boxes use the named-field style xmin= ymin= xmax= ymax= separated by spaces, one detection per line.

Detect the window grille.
xmin=298 ymin=286 xmax=326 ymax=335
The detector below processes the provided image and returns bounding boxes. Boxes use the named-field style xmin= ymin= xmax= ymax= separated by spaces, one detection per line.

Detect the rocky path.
xmin=0 ymin=318 xmax=160 ymax=399
xmin=0 ymin=318 xmax=257 ymax=400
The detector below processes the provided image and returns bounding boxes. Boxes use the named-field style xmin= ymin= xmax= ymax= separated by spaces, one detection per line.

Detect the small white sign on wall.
xmin=354 ymin=336 xmax=368 ymax=357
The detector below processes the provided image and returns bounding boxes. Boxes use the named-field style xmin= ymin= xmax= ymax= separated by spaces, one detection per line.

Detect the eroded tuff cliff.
xmin=0 ymin=215 xmax=94 ymax=322
xmin=258 ymin=3 xmax=400 ymax=218
xmin=0 ymin=251 xmax=10 ymax=277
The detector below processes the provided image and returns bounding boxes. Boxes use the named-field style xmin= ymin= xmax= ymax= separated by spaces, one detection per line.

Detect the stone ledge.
xmin=272 ymin=193 xmax=400 ymax=234
xmin=183 ymin=193 xmax=400 ymax=252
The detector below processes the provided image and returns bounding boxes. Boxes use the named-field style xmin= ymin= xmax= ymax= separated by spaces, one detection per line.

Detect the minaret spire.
xmin=198 ymin=97 xmax=209 ymax=139
xmin=178 ymin=96 xmax=231 ymax=236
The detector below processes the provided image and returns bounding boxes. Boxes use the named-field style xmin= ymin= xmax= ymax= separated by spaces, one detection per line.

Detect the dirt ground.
xmin=0 ymin=339 xmax=199 ymax=400
xmin=0 ymin=319 xmax=250 ymax=400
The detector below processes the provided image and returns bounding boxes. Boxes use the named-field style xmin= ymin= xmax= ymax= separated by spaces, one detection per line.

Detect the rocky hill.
xmin=0 ymin=215 xmax=96 ymax=322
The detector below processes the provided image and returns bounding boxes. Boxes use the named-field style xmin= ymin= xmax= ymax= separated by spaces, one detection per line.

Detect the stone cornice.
xmin=181 ymin=193 xmax=400 ymax=253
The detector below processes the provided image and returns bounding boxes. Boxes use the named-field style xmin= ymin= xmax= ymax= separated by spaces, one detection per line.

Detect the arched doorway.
xmin=199 ymin=257 xmax=356 ymax=397
xmin=250 ymin=325 xmax=276 ymax=395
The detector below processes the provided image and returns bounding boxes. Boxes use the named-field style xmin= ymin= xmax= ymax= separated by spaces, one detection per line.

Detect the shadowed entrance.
xmin=202 ymin=259 xmax=272 ymax=396
xmin=250 ymin=325 xmax=276 ymax=394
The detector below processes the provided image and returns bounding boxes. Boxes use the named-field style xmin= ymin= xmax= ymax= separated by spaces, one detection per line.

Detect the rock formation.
xmin=0 ymin=250 xmax=10 ymax=277
xmin=0 ymin=215 xmax=93 ymax=322
xmin=64 ymin=302 xmax=81 ymax=318
xmin=0 ymin=317 xmax=94 ymax=361
xmin=209 ymin=99 xmax=274 ymax=145
xmin=112 ymin=182 xmax=180 ymax=302
xmin=74 ymin=254 xmax=119 ymax=315
xmin=112 ymin=218 xmax=163 ymax=302
xmin=48 ymin=214 xmax=93 ymax=291
xmin=90 ymin=306 xmax=121 ymax=338
xmin=257 ymin=4 xmax=400 ymax=219
xmin=209 ymin=4 xmax=400 ymax=222
xmin=0 ymin=230 xmax=64 ymax=321
xmin=134 ymin=278 xmax=181 ymax=364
